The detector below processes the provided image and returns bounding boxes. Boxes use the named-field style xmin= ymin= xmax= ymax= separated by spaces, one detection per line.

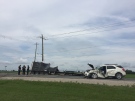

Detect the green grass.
xmin=0 ymin=80 xmax=135 ymax=101
xmin=125 ymin=74 xmax=135 ymax=79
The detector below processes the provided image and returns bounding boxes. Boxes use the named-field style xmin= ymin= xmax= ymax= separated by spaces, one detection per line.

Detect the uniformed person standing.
xmin=27 ymin=65 xmax=30 ymax=75
xmin=18 ymin=65 xmax=21 ymax=75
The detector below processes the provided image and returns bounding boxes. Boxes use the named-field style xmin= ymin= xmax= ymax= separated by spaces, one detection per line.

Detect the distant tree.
xmin=126 ymin=69 xmax=135 ymax=74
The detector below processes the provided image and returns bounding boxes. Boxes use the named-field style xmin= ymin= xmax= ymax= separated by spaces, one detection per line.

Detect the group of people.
xmin=18 ymin=65 xmax=30 ymax=75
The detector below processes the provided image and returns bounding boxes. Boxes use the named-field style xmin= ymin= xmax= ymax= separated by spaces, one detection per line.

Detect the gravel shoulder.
xmin=1 ymin=75 xmax=135 ymax=86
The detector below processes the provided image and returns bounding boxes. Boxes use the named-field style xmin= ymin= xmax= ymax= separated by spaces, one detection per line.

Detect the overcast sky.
xmin=0 ymin=0 xmax=135 ymax=71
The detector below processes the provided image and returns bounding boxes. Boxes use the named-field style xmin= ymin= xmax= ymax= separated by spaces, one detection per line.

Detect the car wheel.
xmin=115 ymin=73 xmax=123 ymax=80
xmin=91 ymin=73 xmax=98 ymax=79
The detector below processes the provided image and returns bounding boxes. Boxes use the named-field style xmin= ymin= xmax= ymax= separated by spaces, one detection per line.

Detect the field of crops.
xmin=0 ymin=80 xmax=135 ymax=101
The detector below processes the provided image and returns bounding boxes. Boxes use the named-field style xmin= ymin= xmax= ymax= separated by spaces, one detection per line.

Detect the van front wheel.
xmin=91 ymin=73 xmax=98 ymax=79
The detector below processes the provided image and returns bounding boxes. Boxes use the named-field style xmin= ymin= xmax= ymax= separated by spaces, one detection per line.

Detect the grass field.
xmin=0 ymin=80 xmax=135 ymax=101
xmin=125 ymin=74 xmax=135 ymax=79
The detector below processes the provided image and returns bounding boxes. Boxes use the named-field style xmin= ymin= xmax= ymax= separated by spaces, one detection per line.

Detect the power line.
xmin=48 ymin=24 xmax=135 ymax=39
xmin=41 ymin=46 xmax=135 ymax=61
xmin=47 ymin=19 xmax=135 ymax=38
xmin=0 ymin=39 xmax=133 ymax=55
xmin=1 ymin=19 xmax=135 ymax=41
xmin=0 ymin=34 xmax=39 ymax=43
xmin=0 ymin=43 xmax=37 ymax=54
xmin=44 ymin=40 xmax=135 ymax=54
xmin=44 ymin=49 xmax=135 ymax=60
xmin=0 ymin=34 xmax=135 ymax=55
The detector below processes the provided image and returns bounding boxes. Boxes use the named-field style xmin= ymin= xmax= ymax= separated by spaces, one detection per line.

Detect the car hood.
xmin=88 ymin=63 xmax=94 ymax=69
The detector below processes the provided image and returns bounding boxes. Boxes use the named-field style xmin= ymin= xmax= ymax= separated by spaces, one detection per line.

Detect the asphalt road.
xmin=0 ymin=72 xmax=135 ymax=82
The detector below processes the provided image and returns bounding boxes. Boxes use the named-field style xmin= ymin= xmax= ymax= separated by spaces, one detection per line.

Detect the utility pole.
xmin=5 ymin=66 xmax=7 ymax=71
xmin=34 ymin=42 xmax=39 ymax=62
xmin=39 ymin=34 xmax=46 ymax=62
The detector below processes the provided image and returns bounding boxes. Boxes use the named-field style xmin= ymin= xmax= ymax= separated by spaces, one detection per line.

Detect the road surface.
xmin=0 ymin=73 xmax=135 ymax=86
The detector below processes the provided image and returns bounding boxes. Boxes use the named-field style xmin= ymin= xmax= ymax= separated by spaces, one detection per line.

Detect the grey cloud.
xmin=0 ymin=0 xmax=135 ymax=71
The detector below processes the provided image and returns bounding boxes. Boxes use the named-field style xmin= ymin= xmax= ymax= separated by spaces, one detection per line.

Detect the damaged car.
xmin=84 ymin=63 xmax=126 ymax=80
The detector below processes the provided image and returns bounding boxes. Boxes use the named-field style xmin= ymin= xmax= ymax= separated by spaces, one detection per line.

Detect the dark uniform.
xmin=27 ymin=65 xmax=30 ymax=75
xmin=18 ymin=65 xmax=21 ymax=75
xmin=22 ymin=65 xmax=26 ymax=75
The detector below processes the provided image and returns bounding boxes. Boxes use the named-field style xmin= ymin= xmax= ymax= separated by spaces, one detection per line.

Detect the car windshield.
xmin=96 ymin=67 xmax=102 ymax=70
xmin=99 ymin=67 xmax=103 ymax=70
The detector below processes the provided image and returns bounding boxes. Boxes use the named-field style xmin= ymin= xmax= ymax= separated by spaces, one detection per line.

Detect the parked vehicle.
xmin=31 ymin=62 xmax=59 ymax=75
xmin=84 ymin=63 xmax=126 ymax=79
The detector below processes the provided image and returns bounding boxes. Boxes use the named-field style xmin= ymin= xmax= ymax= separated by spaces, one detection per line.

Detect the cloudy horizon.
xmin=0 ymin=0 xmax=135 ymax=71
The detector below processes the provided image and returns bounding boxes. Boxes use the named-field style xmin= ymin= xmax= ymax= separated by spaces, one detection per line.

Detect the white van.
xmin=84 ymin=63 xmax=126 ymax=80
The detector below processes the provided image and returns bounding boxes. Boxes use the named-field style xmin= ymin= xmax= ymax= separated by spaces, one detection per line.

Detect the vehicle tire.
xmin=115 ymin=73 xmax=123 ymax=80
xmin=91 ymin=73 xmax=98 ymax=79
